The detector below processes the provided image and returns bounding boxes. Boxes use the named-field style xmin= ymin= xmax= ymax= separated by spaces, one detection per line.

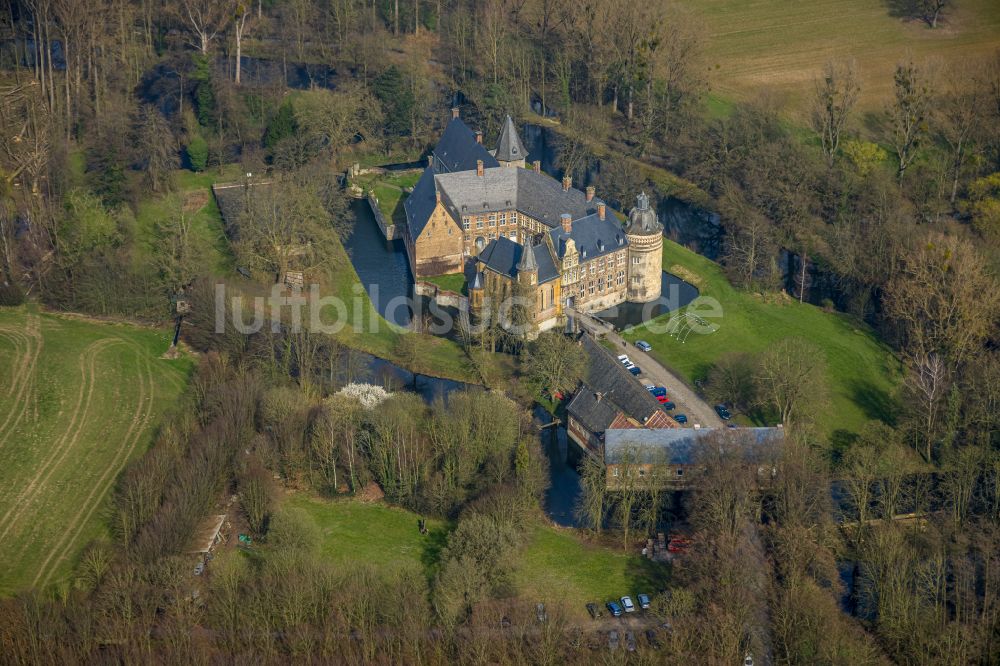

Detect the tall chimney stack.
xmin=475 ymin=130 xmax=483 ymax=144
xmin=586 ymin=186 xmax=595 ymax=202
xmin=598 ymin=202 xmax=606 ymax=221
xmin=533 ymin=160 xmax=541 ymax=174
xmin=562 ymin=175 xmax=571 ymax=192
xmin=451 ymin=107 xmax=460 ymax=119
xmin=476 ymin=160 xmax=484 ymax=177
xmin=427 ymin=155 xmax=433 ymax=167
xmin=560 ymin=213 xmax=572 ymax=234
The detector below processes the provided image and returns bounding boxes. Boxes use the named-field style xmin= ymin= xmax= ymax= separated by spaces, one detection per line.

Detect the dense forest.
xmin=1 ymin=0 xmax=1000 ymax=663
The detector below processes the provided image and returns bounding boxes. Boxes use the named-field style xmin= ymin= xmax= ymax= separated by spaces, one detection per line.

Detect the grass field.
xmin=682 ymin=0 xmax=1000 ymax=116
xmin=286 ymin=494 xmax=448 ymax=580
xmin=517 ymin=525 xmax=669 ymax=619
xmin=0 ymin=307 xmax=193 ymax=594
xmin=622 ymin=241 xmax=902 ymax=442
xmin=132 ymin=167 xmax=242 ymax=278
xmin=421 ymin=273 xmax=467 ymax=295
xmin=287 ymin=495 xmax=660 ymax=619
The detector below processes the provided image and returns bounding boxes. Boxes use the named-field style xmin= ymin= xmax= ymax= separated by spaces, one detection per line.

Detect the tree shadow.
xmin=848 ymin=378 xmax=899 ymax=426
xmin=884 ymin=0 xmax=922 ymax=20
xmin=624 ymin=557 xmax=672 ymax=595
xmin=829 ymin=429 xmax=859 ymax=466
xmin=420 ymin=524 xmax=450 ymax=581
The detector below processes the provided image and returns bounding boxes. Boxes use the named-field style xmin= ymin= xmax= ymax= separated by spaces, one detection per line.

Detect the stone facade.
xmin=404 ymin=113 xmax=664 ymax=333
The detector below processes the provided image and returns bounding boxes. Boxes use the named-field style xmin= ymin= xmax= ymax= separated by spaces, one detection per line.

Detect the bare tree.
xmin=887 ymin=59 xmax=932 ymax=180
xmin=903 ymin=352 xmax=949 ymax=462
xmin=233 ymin=2 xmax=253 ymax=85
xmin=176 ymin=0 xmax=233 ymax=54
xmin=920 ymin=0 xmax=949 ymax=28
xmin=935 ymin=61 xmax=986 ymax=204
xmin=811 ymin=59 xmax=860 ymax=163
xmin=754 ymin=337 xmax=829 ymax=430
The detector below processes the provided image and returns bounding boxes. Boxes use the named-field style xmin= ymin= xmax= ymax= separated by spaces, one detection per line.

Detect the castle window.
xmin=598 ymin=278 xmax=604 ymax=291
xmin=463 ymin=217 xmax=471 ymax=230
xmin=618 ymin=254 xmax=625 ymax=266
xmin=499 ymin=212 xmax=507 ymax=224
xmin=489 ymin=214 xmax=497 ymax=226
xmin=477 ymin=218 xmax=484 ymax=229
xmin=509 ymin=232 xmax=517 ymax=240
xmin=632 ymin=256 xmax=640 ymax=265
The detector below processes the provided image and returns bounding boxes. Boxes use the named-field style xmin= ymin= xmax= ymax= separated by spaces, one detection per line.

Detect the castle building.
xmin=403 ymin=110 xmax=663 ymax=333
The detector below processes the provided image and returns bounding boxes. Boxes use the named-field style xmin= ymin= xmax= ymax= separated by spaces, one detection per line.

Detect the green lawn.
xmin=0 ymin=306 xmax=193 ymax=594
xmin=681 ymin=0 xmax=1000 ymax=117
xmin=284 ymin=494 xmax=661 ymax=618
xmin=285 ymin=494 xmax=448 ymax=580
xmin=132 ymin=167 xmax=242 ymax=278
xmin=517 ymin=524 xmax=669 ymax=619
xmin=421 ymin=272 xmax=467 ymax=295
xmin=623 ymin=241 xmax=902 ymax=442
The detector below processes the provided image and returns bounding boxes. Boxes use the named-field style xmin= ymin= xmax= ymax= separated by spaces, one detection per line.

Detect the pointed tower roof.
xmin=495 ymin=115 xmax=528 ymax=164
xmin=516 ymin=242 xmax=538 ymax=273
xmin=626 ymin=191 xmax=661 ymax=235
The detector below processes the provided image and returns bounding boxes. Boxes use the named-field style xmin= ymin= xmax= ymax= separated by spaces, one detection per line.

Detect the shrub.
xmin=0 ymin=280 xmax=24 ymax=306
xmin=186 ymin=134 xmax=208 ymax=172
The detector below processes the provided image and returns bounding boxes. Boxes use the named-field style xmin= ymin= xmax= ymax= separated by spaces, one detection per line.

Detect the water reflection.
xmin=594 ymin=272 xmax=700 ymax=329
xmin=343 ymin=199 xmax=414 ymax=327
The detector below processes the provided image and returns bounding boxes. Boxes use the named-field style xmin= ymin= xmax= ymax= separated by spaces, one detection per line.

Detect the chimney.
xmin=435 ymin=188 xmax=441 ymax=203
xmin=533 ymin=160 xmax=541 ymax=174
xmin=560 ymin=213 xmax=572 ymax=234
xmin=598 ymin=202 xmax=606 ymax=221
xmin=562 ymin=175 xmax=571 ymax=192
xmin=451 ymin=107 xmax=459 ymax=119
xmin=586 ymin=186 xmax=595 ymax=202
xmin=426 ymin=155 xmax=433 ymax=167
xmin=476 ymin=160 xmax=484 ymax=177
xmin=475 ymin=130 xmax=483 ymax=144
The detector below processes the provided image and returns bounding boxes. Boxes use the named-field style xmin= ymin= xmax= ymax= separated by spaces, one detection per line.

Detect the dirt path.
xmin=0 ymin=338 xmax=119 ymax=543
xmin=35 ymin=344 xmax=155 ymax=587
xmin=570 ymin=309 xmax=723 ymax=428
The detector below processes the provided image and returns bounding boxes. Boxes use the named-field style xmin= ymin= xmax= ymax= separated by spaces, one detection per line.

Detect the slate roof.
xmin=434 ymin=167 xmax=603 ymax=230
xmin=550 ymin=213 xmax=628 ymax=262
xmin=565 ymin=388 xmax=623 ymax=436
xmin=604 ymin=427 xmax=784 ymax=465
xmin=495 ymin=115 xmax=528 ymax=163
xmin=478 ymin=237 xmax=559 ymax=284
xmin=625 ymin=191 xmax=662 ymax=236
xmin=566 ymin=335 xmax=669 ymax=436
xmin=433 ymin=117 xmax=499 ymax=174
xmin=403 ymin=166 xmax=440 ymax=241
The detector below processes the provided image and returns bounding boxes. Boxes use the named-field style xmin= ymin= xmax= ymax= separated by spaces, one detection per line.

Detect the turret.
xmin=625 ymin=192 xmax=664 ymax=303
xmin=517 ymin=243 xmax=538 ymax=286
xmin=495 ymin=115 xmax=528 ymax=168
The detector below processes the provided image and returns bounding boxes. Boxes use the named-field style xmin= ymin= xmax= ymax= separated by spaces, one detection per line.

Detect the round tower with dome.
xmin=625 ymin=192 xmax=664 ymax=303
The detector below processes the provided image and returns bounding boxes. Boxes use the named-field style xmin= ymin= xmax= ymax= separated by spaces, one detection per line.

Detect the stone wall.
xmin=414 ymin=203 xmax=464 ymax=277
xmin=626 ymin=233 xmax=664 ymax=303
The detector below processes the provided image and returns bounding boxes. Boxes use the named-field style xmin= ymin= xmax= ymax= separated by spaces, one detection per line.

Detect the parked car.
xmin=715 ymin=404 xmax=732 ymax=420
xmin=628 ymin=366 xmax=641 ymax=376
xmin=586 ymin=602 xmax=601 ymax=619
xmin=624 ymin=630 xmax=637 ymax=652
xmin=674 ymin=414 xmax=688 ymax=424
xmin=635 ymin=340 xmax=652 ymax=352
xmin=645 ymin=629 xmax=662 ymax=649
xmin=648 ymin=386 xmax=667 ymax=397
xmin=744 ymin=652 xmax=754 ymax=666
xmin=536 ymin=603 xmax=547 ymax=623
xmin=618 ymin=355 xmax=631 ymax=365
xmin=637 ymin=593 xmax=651 ymax=609
xmin=656 ymin=395 xmax=669 ymax=404
xmin=193 ymin=561 xmax=204 ymax=576
xmin=606 ymin=601 xmax=623 ymax=617
xmin=662 ymin=401 xmax=676 ymax=411
xmin=608 ymin=630 xmax=620 ymax=651
xmin=620 ymin=596 xmax=636 ymax=613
